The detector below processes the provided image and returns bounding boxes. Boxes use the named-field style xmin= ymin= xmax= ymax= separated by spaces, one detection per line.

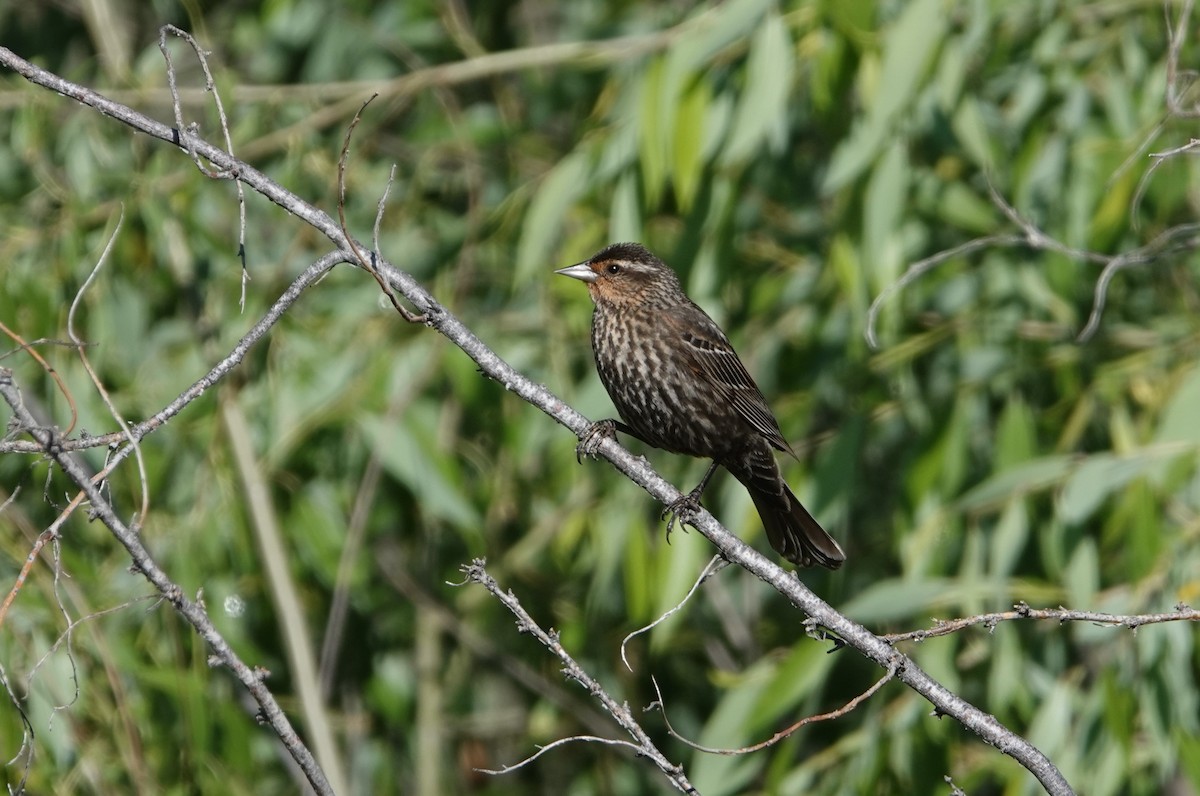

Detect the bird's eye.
xmin=606 ymin=263 xmax=622 ymax=275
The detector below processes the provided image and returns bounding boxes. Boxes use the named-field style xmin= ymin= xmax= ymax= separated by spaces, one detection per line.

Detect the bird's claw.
xmin=576 ymin=419 xmax=618 ymax=463
xmin=660 ymin=489 xmax=703 ymax=544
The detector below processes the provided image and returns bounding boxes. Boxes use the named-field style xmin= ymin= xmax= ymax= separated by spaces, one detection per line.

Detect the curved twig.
xmin=66 ymin=208 xmax=151 ymax=529
xmin=620 ymin=555 xmax=729 ymax=672
xmin=475 ymin=735 xmax=647 ymax=776
xmin=648 ymin=669 xmax=895 ymax=755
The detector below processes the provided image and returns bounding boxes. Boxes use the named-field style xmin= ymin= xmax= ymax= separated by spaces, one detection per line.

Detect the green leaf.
xmin=722 ymin=13 xmax=794 ymax=164
xmin=1058 ymin=455 xmax=1120 ymax=526
xmin=359 ymin=414 xmax=479 ymax=531
xmin=842 ymin=577 xmax=959 ymax=623
xmin=1155 ymin=363 xmax=1200 ymax=446
xmin=863 ymin=140 xmax=908 ymax=276
xmin=516 ymin=151 xmax=591 ymax=282
xmin=995 ymin=398 xmax=1037 ymax=470
xmin=672 ymin=79 xmax=711 ymax=212
xmin=690 ymin=671 xmax=770 ymax=795
xmin=1059 ymin=447 xmax=1192 ymax=525
xmin=1064 ymin=538 xmax=1099 ymax=607
xmin=637 ymin=57 xmax=669 ymax=208
xmin=649 ymin=530 xmax=709 ymax=652
xmin=823 ymin=0 xmax=947 ymax=190
xmin=872 ymin=0 xmax=945 ymax=123
xmin=1027 ymin=681 xmax=1073 ymax=759
xmin=609 ymin=172 xmax=642 ymax=242
xmin=952 ymin=96 xmax=996 ymax=170
xmin=990 ymin=499 xmax=1029 ymax=576
xmin=667 ymin=0 xmax=772 ymax=76
xmin=958 ymin=455 xmax=1076 ymax=512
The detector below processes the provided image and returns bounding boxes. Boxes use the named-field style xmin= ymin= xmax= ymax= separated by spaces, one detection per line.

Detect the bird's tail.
xmin=748 ymin=483 xmax=845 ymax=569
xmin=729 ymin=450 xmax=845 ymax=569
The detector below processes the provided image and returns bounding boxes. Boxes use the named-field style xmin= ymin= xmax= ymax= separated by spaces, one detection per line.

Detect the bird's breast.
xmin=590 ymin=306 xmax=734 ymax=457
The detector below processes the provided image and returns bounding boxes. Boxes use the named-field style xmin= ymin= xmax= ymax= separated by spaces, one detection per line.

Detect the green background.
xmin=1 ymin=0 xmax=1199 ymax=793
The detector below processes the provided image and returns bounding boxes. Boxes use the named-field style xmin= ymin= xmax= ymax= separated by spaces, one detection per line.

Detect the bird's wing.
xmin=673 ymin=307 xmax=793 ymax=455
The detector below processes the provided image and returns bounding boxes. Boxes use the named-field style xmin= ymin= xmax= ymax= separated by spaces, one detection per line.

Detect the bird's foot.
xmin=660 ymin=486 xmax=704 ymax=543
xmin=576 ymin=419 xmax=618 ymax=463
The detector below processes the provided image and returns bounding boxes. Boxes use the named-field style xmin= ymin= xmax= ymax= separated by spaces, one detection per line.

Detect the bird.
xmin=555 ymin=242 xmax=845 ymax=569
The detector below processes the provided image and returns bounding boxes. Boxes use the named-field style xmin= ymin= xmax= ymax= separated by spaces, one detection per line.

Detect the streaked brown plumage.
xmin=556 ymin=242 xmax=845 ymax=569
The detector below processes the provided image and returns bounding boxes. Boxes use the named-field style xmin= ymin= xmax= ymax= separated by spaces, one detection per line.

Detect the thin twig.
xmin=866 ymin=180 xmax=1200 ymax=348
xmin=458 ymin=560 xmax=698 ymax=794
xmin=0 ymin=252 xmax=347 ymax=456
xmin=373 ymin=164 xmax=399 ymax=255
xmin=1077 ymin=222 xmax=1200 ymax=341
xmin=620 ymin=555 xmax=729 ymax=672
xmin=0 ymin=368 xmax=335 ymax=796
xmin=65 ymin=207 xmax=151 ymax=529
xmin=0 ymin=661 xmax=34 ymax=791
xmin=158 ymin=25 xmax=250 ymax=307
xmin=336 ymin=94 xmax=426 ymax=322
xmin=865 ymin=232 xmax=1021 ymax=349
xmin=26 ymin=596 xmax=158 ymax=715
xmin=882 ymin=602 xmax=1200 ymax=644
xmin=648 ymin=668 xmax=895 ymax=755
xmin=0 ymin=487 xmax=98 ymax=630
xmin=0 ymin=321 xmax=79 ymax=436
xmin=475 ymin=735 xmax=646 ymax=775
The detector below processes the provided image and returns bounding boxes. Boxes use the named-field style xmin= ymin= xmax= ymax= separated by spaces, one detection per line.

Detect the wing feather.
xmin=672 ymin=307 xmax=793 ymax=454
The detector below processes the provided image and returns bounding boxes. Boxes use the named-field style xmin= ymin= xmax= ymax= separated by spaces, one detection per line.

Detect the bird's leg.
xmin=661 ymin=460 xmax=720 ymax=542
xmin=575 ymin=418 xmax=638 ymax=463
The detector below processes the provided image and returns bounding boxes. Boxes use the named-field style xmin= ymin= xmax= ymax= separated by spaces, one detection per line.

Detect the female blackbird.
xmin=556 ymin=242 xmax=845 ymax=569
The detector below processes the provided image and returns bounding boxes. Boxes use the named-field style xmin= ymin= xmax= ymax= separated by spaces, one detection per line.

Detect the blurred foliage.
xmin=1 ymin=0 xmax=1199 ymax=794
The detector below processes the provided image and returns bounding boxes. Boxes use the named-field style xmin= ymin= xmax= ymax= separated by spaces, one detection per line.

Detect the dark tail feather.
xmin=746 ymin=482 xmax=846 ymax=570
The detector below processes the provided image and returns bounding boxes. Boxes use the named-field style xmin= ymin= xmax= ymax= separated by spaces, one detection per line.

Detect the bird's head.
xmin=555 ymin=242 xmax=683 ymax=309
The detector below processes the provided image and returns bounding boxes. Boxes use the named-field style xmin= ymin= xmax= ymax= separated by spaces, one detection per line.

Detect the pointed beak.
xmin=554 ymin=261 xmax=598 ymax=283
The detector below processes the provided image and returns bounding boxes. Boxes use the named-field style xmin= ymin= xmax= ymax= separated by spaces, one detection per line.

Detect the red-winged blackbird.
xmin=556 ymin=242 xmax=845 ymax=569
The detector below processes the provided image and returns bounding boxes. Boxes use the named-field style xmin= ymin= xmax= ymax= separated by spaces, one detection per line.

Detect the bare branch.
xmin=0 ymin=368 xmax=335 ymax=796
xmin=865 ymin=232 xmax=1021 ymax=349
xmin=883 ymin=602 xmax=1200 ymax=644
xmin=1077 ymin=222 xmax=1200 ymax=341
xmin=336 ymin=95 xmax=427 ymax=322
xmin=0 ymin=251 xmax=347 ymax=456
xmin=459 ymin=559 xmax=698 ymax=794
xmin=869 ymin=0 xmax=1200 ymax=351
xmin=866 ymin=180 xmax=1200 ymax=349
xmin=158 ymin=25 xmax=250 ymax=307
xmin=658 ymin=510 xmax=1075 ymax=795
